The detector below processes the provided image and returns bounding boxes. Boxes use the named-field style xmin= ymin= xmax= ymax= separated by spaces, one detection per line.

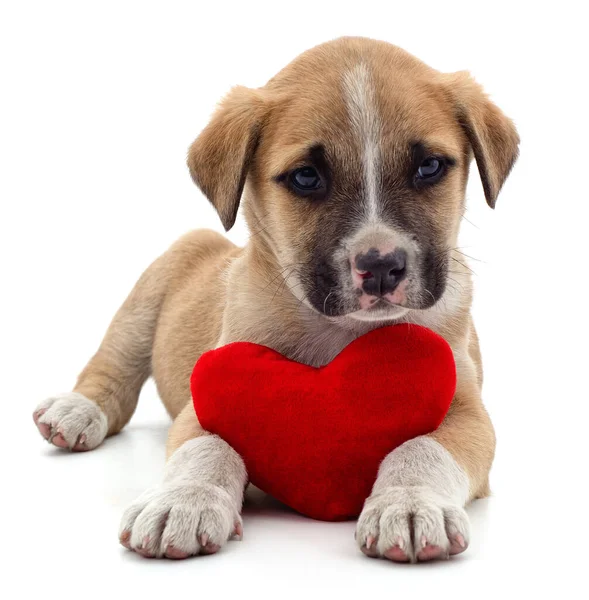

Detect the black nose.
xmin=355 ymin=248 xmax=407 ymax=296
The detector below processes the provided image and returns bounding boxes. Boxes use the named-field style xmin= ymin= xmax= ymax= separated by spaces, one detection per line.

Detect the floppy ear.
xmin=187 ymin=86 xmax=267 ymax=230
xmin=444 ymin=72 xmax=520 ymax=208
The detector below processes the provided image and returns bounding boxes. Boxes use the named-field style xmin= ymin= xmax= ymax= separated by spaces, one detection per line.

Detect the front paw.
xmin=33 ymin=392 xmax=107 ymax=451
xmin=356 ymin=486 xmax=470 ymax=563
xmin=119 ymin=482 xmax=242 ymax=559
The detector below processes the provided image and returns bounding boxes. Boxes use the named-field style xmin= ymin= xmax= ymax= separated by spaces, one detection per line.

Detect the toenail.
xmin=233 ymin=521 xmax=243 ymax=540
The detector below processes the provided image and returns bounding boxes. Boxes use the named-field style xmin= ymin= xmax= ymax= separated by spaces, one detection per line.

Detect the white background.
xmin=1 ymin=1 xmax=588 ymax=598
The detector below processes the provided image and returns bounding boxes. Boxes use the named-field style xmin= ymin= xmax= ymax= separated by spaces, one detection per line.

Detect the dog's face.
xmin=189 ymin=38 xmax=519 ymax=321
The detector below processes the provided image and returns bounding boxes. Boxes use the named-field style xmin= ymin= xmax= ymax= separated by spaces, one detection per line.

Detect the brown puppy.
xmin=33 ymin=37 xmax=518 ymax=562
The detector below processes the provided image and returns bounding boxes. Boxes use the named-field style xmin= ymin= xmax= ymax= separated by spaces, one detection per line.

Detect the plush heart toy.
xmin=191 ymin=324 xmax=455 ymax=521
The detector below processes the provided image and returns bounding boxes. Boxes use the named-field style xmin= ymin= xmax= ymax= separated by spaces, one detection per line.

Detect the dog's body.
xmin=33 ymin=37 xmax=518 ymax=562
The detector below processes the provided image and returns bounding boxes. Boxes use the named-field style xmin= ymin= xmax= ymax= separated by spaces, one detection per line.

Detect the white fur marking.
xmin=119 ymin=435 xmax=247 ymax=557
xmin=35 ymin=392 xmax=107 ymax=449
xmin=343 ymin=63 xmax=381 ymax=222
xmin=356 ymin=437 xmax=471 ymax=562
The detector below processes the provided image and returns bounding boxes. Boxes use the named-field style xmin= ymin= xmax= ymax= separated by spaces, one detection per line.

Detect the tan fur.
xmin=69 ymin=37 xmax=518 ymax=505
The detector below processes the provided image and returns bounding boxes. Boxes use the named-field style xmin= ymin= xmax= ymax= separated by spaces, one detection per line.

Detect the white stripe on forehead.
xmin=342 ymin=63 xmax=381 ymax=223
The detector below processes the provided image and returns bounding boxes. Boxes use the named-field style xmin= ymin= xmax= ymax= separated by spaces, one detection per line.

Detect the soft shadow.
xmin=467 ymin=496 xmax=492 ymax=522
xmin=243 ymin=485 xmax=302 ymax=520
xmin=38 ymin=420 xmax=170 ymax=458
xmin=117 ymin=421 xmax=170 ymax=444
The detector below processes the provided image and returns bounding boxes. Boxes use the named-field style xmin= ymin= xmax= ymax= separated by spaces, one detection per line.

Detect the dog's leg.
xmin=355 ymin=350 xmax=495 ymax=562
xmin=33 ymin=256 xmax=168 ymax=451
xmin=119 ymin=403 xmax=247 ymax=559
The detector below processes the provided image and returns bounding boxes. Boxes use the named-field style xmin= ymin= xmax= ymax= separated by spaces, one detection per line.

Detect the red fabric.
xmin=191 ymin=324 xmax=455 ymax=522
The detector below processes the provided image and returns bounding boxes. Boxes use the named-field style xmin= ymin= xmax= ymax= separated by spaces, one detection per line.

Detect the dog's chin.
xmin=346 ymin=302 xmax=410 ymax=322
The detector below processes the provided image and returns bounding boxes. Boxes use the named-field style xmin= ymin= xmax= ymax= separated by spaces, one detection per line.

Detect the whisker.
xmin=446 ymin=276 xmax=465 ymax=291
xmin=270 ymin=269 xmax=294 ymax=304
xmin=461 ymin=212 xmax=480 ymax=230
xmin=323 ymin=290 xmax=335 ymax=315
xmin=450 ymin=256 xmax=475 ymax=275
xmin=258 ymin=263 xmax=306 ymax=293
xmin=454 ymin=248 xmax=485 ymax=264
xmin=247 ymin=211 xmax=271 ymax=239
xmin=423 ymin=287 xmax=436 ymax=306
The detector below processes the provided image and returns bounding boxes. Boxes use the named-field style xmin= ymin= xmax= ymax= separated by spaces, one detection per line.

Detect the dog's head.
xmin=188 ymin=37 xmax=519 ymax=321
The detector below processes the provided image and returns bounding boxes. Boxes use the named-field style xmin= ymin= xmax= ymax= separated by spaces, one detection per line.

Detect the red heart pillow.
xmin=191 ymin=324 xmax=455 ymax=521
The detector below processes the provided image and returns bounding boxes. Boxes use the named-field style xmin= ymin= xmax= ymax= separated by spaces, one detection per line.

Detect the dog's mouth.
xmin=303 ymin=279 xmax=412 ymax=319
xmin=296 ymin=250 xmax=448 ymax=318
xmin=347 ymin=298 xmax=410 ymax=321
xmin=368 ymin=297 xmax=402 ymax=310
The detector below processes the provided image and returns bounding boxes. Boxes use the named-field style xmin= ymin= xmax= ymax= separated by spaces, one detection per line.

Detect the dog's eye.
xmin=416 ymin=157 xmax=445 ymax=182
xmin=290 ymin=167 xmax=321 ymax=192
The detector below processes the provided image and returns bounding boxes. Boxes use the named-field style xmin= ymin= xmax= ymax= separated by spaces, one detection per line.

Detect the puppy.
xmin=33 ymin=37 xmax=518 ymax=562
